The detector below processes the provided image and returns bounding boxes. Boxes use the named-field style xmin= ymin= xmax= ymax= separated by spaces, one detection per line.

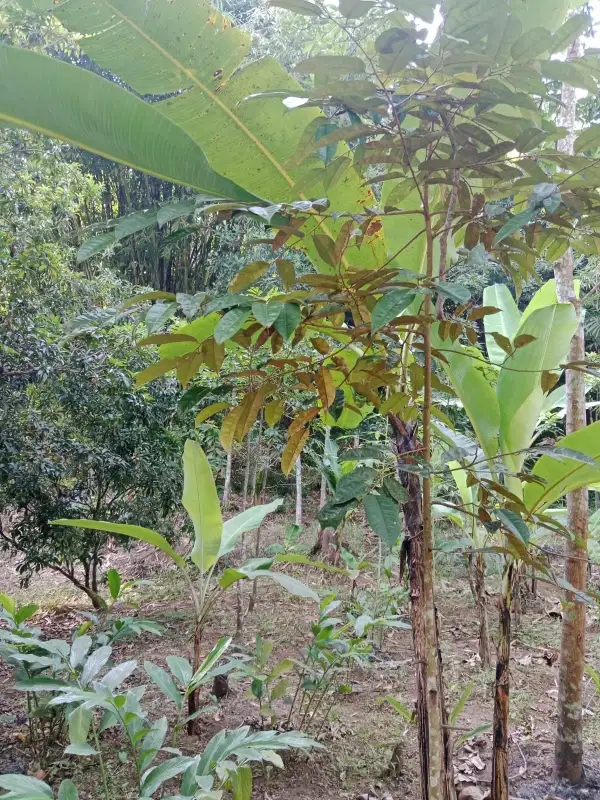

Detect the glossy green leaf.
xmin=482 ymin=284 xmax=521 ymax=365
xmin=364 ymin=494 xmax=402 ymax=549
xmin=188 ymin=636 xmax=232 ymax=692
xmin=106 ymin=568 xmax=121 ymax=601
xmin=0 ymin=47 xmax=259 ymax=204
xmin=76 ymin=232 xmax=116 ymax=263
xmin=541 ymin=60 xmax=598 ymax=94
xmin=218 ymin=500 xmax=284 ymax=559
xmin=496 ymin=509 xmax=530 ymax=543
xmin=525 ymin=421 xmax=600 ymax=513
xmin=371 ymin=290 xmax=416 ymax=332
xmin=68 ymin=705 xmax=92 ymax=746
xmin=494 ymin=208 xmax=536 ymax=244
xmin=497 ymin=303 xmax=577 ymax=477
xmin=58 ymin=780 xmax=79 ymax=800
xmin=575 ymin=124 xmax=600 ymax=153
xmin=215 ymin=307 xmax=251 ymax=344
xmin=432 ymin=326 xmax=500 ymax=463
xmin=144 ymin=661 xmax=183 ymax=710
xmin=0 ymin=776 xmax=52 ymax=798
xmin=252 ymin=302 xmax=283 ymax=328
xmin=273 ymin=303 xmax=302 ymax=340
xmin=183 ymin=440 xmax=223 ymax=573
xmin=551 ymin=12 xmax=591 ymax=52
xmin=332 ymin=466 xmax=377 ymax=504
xmin=51 ymin=519 xmax=185 ymax=569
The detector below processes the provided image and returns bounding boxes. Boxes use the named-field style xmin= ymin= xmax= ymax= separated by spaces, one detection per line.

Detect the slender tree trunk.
xmin=390 ymin=415 xmax=455 ymax=800
xmin=248 ymin=525 xmax=262 ymax=613
xmin=223 ymin=449 xmax=233 ymax=504
xmin=474 ymin=552 xmax=491 ymax=668
xmin=320 ymin=426 xmax=330 ymax=509
xmin=492 ymin=560 xmax=513 ymax=800
xmin=242 ymin=442 xmax=251 ymax=511
xmin=554 ymin=37 xmax=589 ymax=784
xmin=187 ymin=620 xmax=202 ymax=734
xmin=295 ymin=455 xmax=303 ymax=526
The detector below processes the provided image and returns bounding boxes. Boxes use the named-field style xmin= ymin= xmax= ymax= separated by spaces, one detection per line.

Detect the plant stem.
xmin=92 ymin=721 xmax=112 ymax=800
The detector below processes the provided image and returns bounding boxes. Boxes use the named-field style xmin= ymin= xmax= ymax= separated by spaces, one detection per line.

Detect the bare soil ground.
xmin=2 ymin=516 xmax=600 ymax=800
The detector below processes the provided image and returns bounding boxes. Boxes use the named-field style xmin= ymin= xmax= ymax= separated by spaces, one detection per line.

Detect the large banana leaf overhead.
xmin=6 ymin=0 xmax=383 ymax=268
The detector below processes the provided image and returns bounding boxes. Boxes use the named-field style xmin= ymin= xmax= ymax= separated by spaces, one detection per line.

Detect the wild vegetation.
xmin=4 ymin=0 xmax=600 ymax=799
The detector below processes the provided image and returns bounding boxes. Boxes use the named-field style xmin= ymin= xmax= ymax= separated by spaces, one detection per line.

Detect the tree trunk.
xmin=474 ymin=552 xmax=491 ymax=668
xmin=390 ymin=414 xmax=455 ymax=800
xmin=223 ymin=448 xmax=233 ymax=504
xmin=491 ymin=560 xmax=513 ymax=800
xmin=248 ymin=525 xmax=262 ymax=613
xmin=295 ymin=455 xmax=303 ymax=526
xmin=554 ymin=37 xmax=589 ymax=784
xmin=320 ymin=426 xmax=330 ymax=509
xmin=242 ymin=442 xmax=251 ymax=511
xmin=187 ymin=620 xmax=202 ymax=734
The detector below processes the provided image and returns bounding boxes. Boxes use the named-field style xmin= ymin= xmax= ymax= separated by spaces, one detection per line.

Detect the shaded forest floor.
xmin=2 ymin=515 xmax=600 ymax=799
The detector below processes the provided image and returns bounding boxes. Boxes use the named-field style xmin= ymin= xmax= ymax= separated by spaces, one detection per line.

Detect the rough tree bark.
xmin=474 ymin=552 xmax=491 ymax=668
xmin=554 ymin=37 xmax=589 ymax=784
xmin=295 ymin=455 xmax=303 ymax=526
xmin=390 ymin=414 xmax=455 ymax=800
xmin=491 ymin=560 xmax=513 ymax=800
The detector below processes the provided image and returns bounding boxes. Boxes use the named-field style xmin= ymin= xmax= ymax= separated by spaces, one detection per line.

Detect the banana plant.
xmin=434 ymin=281 xmax=600 ymax=789
xmin=53 ymin=439 xmax=317 ymax=731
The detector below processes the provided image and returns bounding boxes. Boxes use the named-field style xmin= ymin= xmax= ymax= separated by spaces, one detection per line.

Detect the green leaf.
xmin=64 ymin=743 xmax=98 ymax=756
xmin=340 ymin=445 xmax=390 ymax=462
xmin=363 ymin=494 xmax=402 ymax=549
xmin=0 ymin=776 xmax=52 ymax=798
xmin=106 ymin=568 xmax=121 ymax=601
xmin=386 ymin=695 xmax=415 ymax=723
xmin=146 ymin=302 xmax=179 ymax=334
xmin=382 ymin=476 xmax=409 ymax=503
xmin=449 ymin=681 xmax=473 ymax=726
xmin=433 ymin=282 xmax=471 ymax=305
xmin=510 ymin=27 xmax=552 ymax=61
xmin=80 ymin=646 xmax=112 ymax=686
xmin=42 ymin=0 xmax=382 ymax=275
xmin=70 ymin=635 xmax=92 ymax=669
xmin=494 ymin=208 xmax=537 ymax=244
xmin=269 ymin=0 xmax=323 ymax=15
xmin=230 ymin=764 xmax=253 ymax=800
xmin=252 ymin=302 xmax=283 ymax=328
xmin=371 ymin=290 xmax=416 ymax=332
xmin=157 ymin=199 xmax=197 ymax=226
xmin=482 ymin=283 xmax=521 ymax=366
xmin=541 ymin=60 xmax=598 ymax=94
xmin=497 ymin=303 xmax=577 ymax=476
xmin=574 ymin=123 xmax=600 ymax=153
xmin=432 ymin=326 xmax=500 ymax=464
xmin=230 ymin=261 xmax=271 ymax=293
xmin=122 ymin=290 xmax=177 ymax=308
xmin=218 ymin=500 xmax=284 ymax=559
xmin=332 ymin=466 xmax=377 ymax=504
xmin=68 ymin=705 xmax=92 ymax=746
xmin=58 ymin=780 xmax=79 ymax=800
xmin=318 ymin=497 xmax=357 ymax=530
xmin=144 ymin=662 xmax=183 ymax=710
xmin=183 ymin=439 xmax=223 ymax=573
xmin=13 ymin=603 xmax=39 ymax=625
xmin=273 ymin=303 xmax=302 ymax=340
xmin=258 ymin=570 xmax=319 ymax=600
xmin=188 ymin=637 xmax=232 ymax=692
xmin=115 ymin=210 xmax=158 ymax=240
xmin=0 ymin=47 xmax=259 ymax=204
xmin=51 ymin=519 xmax=185 ymax=569
xmin=215 ymin=307 xmax=251 ymax=344
xmin=140 ymin=756 xmax=198 ymax=797
xmin=166 ymin=656 xmax=193 ymax=689
xmin=551 ymin=13 xmax=591 ymax=53
xmin=495 ymin=509 xmax=530 ymax=543
xmin=293 ymin=56 xmax=366 ymax=74
xmin=101 ymin=660 xmax=137 ymax=691
xmin=135 ymin=358 xmax=179 ymax=388
xmin=76 ymin=232 xmax=116 ymax=263
xmin=525 ymin=420 xmax=600 ymax=513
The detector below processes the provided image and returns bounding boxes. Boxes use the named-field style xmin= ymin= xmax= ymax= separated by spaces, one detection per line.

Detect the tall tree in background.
xmin=554 ymin=35 xmax=589 ymax=784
